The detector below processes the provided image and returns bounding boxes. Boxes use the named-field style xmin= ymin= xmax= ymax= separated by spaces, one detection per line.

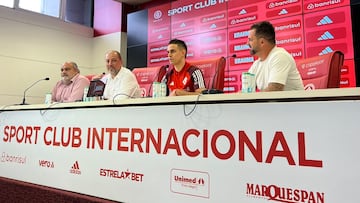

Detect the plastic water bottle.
xmin=83 ymin=86 xmax=89 ymax=102
xmin=152 ymin=82 xmax=159 ymax=98
xmin=160 ymin=82 xmax=167 ymax=97
xmin=44 ymin=93 xmax=52 ymax=104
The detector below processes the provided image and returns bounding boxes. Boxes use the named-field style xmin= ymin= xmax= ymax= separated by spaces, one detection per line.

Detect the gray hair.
xmin=69 ymin=62 xmax=80 ymax=73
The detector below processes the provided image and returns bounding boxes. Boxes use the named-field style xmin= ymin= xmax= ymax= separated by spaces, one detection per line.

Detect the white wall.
xmin=92 ymin=32 xmax=123 ymax=74
xmin=0 ymin=6 xmax=125 ymax=105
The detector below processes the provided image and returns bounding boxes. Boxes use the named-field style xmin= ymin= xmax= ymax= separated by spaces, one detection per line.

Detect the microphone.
xmin=21 ymin=77 xmax=50 ymax=105
xmin=228 ymin=54 xmax=237 ymax=58
xmin=201 ymin=55 xmax=237 ymax=95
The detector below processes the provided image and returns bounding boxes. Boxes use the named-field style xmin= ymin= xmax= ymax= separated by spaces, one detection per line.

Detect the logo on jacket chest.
xmin=182 ymin=77 xmax=188 ymax=85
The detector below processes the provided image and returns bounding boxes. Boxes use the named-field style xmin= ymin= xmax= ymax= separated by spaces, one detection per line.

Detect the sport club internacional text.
xmin=3 ymin=126 xmax=323 ymax=167
xmin=3 ymin=126 xmax=323 ymax=168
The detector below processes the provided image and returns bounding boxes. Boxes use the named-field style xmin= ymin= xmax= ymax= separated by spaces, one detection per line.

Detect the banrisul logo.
xmin=246 ymin=183 xmax=325 ymax=203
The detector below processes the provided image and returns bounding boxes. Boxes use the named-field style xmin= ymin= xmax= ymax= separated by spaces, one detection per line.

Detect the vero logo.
xmin=70 ymin=161 xmax=81 ymax=175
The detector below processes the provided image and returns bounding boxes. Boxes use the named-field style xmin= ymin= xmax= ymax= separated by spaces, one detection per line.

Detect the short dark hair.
xmin=250 ymin=21 xmax=276 ymax=44
xmin=168 ymin=39 xmax=188 ymax=55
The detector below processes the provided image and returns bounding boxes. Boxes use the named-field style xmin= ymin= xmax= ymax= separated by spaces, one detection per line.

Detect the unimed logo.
xmin=70 ymin=161 xmax=81 ymax=175
xmin=170 ymin=169 xmax=210 ymax=198
xmin=246 ymin=183 xmax=325 ymax=203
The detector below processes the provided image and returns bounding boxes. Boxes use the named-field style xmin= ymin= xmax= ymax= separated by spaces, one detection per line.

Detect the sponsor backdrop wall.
xmin=127 ymin=0 xmax=358 ymax=92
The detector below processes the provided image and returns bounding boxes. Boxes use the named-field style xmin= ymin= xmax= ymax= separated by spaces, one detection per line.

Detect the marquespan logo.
xmin=70 ymin=161 xmax=81 ymax=175
xmin=154 ymin=10 xmax=162 ymax=20
xmin=246 ymin=183 xmax=325 ymax=203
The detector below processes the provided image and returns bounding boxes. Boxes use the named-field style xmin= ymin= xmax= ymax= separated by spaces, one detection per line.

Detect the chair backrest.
xmin=296 ymin=51 xmax=344 ymax=90
xmin=188 ymin=57 xmax=226 ymax=90
xmin=85 ymin=74 xmax=95 ymax=81
xmin=132 ymin=65 xmax=167 ymax=97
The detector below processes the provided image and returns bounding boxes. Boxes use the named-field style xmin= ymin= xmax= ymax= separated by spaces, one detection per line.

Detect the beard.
xmin=108 ymin=66 xmax=120 ymax=77
xmin=61 ymin=74 xmax=69 ymax=80
xmin=62 ymin=75 xmax=72 ymax=85
xmin=249 ymin=48 xmax=257 ymax=56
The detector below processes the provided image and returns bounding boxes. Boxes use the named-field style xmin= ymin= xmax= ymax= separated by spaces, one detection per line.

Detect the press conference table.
xmin=1 ymin=88 xmax=360 ymax=203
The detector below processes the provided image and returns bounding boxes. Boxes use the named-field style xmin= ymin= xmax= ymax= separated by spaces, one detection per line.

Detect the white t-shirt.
xmin=248 ymin=46 xmax=304 ymax=91
xmin=103 ymin=67 xmax=141 ymax=100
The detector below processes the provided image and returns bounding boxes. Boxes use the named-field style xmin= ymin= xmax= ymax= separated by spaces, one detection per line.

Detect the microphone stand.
xmin=21 ymin=78 xmax=50 ymax=105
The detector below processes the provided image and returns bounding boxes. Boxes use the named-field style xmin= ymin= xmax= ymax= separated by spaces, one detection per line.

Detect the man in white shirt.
xmin=247 ymin=21 xmax=304 ymax=91
xmin=102 ymin=50 xmax=141 ymax=100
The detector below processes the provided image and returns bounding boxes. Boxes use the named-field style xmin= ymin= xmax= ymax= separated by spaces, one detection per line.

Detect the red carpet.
xmin=0 ymin=177 xmax=121 ymax=203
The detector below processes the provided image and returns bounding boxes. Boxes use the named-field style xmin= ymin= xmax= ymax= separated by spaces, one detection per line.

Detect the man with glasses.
xmin=247 ymin=21 xmax=304 ymax=91
xmin=51 ymin=61 xmax=90 ymax=102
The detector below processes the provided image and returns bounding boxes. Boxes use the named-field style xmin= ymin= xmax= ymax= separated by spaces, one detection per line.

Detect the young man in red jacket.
xmin=163 ymin=39 xmax=206 ymax=96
